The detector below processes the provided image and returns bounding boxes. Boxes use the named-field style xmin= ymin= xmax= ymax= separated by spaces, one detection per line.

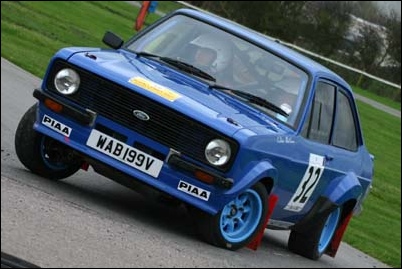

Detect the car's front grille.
xmin=46 ymin=60 xmax=237 ymax=172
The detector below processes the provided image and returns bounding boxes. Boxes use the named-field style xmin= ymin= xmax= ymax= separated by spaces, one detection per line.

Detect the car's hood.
xmin=65 ymin=49 xmax=284 ymax=136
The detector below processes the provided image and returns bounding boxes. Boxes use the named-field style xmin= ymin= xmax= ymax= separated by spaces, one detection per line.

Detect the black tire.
xmin=14 ymin=104 xmax=82 ymax=180
xmin=288 ymin=206 xmax=341 ymax=260
xmin=192 ymin=182 xmax=268 ymax=250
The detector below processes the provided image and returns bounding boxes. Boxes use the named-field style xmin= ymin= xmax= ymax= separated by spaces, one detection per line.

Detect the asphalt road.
xmin=354 ymin=93 xmax=400 ymax=118
xmin=1 ymin=58 xmax=391 ymax=268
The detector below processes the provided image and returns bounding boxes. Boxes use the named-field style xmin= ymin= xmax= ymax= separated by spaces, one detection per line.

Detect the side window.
xmin=302 ymin=81 xmax=335 ymax=144
xmin=332 ymin=91 xmax=358 ymax=151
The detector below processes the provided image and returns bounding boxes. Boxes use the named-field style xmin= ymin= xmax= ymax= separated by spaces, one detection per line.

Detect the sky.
xmin=374 ymin=1 xmax=401 ymax=16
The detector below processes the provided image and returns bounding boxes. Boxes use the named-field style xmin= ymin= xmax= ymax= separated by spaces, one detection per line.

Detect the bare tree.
xmin=187 ymin=1 xmax=307 ymax=44
xmin=301 ymin=1 xmax=353 ymax=57
xmin=349 ymin=1 xmax=388 ymax=25
xmin=384 ymin=11 xmax=401 ymax=84
xmin=353 ymin=24 xmax=383 ymax=72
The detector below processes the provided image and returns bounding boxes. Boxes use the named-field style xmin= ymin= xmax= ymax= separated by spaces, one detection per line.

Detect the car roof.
xmin=173 ymin=8 xmax=351 ymax=89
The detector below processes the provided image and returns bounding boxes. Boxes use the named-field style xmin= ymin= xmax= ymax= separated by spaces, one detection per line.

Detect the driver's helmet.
xmin=190 ymin=34 xmax=232 ymax=73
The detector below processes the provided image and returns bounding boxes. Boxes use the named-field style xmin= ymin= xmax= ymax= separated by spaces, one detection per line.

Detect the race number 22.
xmin=284 ymin=154 xmax=325 ymax=212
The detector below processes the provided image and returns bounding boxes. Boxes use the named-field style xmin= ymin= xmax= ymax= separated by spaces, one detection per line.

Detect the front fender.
xmin=216 ymin=160 xmax=277 ymax=210
xmin=231 ymin=160 xmax=277 ymax=194
xmin=323 ymin=172 xmax=362 ymax=206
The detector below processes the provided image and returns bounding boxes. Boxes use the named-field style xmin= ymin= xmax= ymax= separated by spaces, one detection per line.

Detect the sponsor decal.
xmin=178 ymin=180 xmax=210 ymax=201
xmin=42 ymin=115 xmax=72 ymax=137
xmin=128 ymin=77 xmax=181 ymax=102
xmin=276 ymin=136 xmax=295 ymax=144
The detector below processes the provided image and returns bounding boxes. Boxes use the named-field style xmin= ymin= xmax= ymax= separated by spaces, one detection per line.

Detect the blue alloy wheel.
xmin=220 ymin=189 xmax=263 ymax=243
xmin=318 ymin=207 xmax=341 ymax=254
xmin=40 ymin=136 xmax=69 ymax=170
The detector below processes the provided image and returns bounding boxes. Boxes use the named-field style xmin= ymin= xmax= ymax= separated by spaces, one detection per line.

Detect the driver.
xmin=190 ymin=34 xmax=233 ymax=84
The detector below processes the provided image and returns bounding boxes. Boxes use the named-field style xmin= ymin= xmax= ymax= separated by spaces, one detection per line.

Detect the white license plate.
xmin=86 ymin=129 xmax=163 ymax=178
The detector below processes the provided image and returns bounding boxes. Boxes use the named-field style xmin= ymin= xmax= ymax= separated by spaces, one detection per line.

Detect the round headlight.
xmin=54 ymin=68 xmax=80 ymax=95
xmin=205 ymin=139 xmax=231 ymax=166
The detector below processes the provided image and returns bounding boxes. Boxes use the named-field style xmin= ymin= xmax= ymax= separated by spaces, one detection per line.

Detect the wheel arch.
xmin=323 ymin=172 xmax=363 ymax=206
xmin=215 ymin=160 xmax=277 ymax=215
xmin=259 ymin=176 xmax=274 ymax=196
xmin=228 ymin=160 xmax=277 ymax=195
xmin=291 ymin=172 xmax=362 ymax=234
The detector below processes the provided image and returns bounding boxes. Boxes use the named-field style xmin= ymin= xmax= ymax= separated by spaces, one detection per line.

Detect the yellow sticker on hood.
xmin=129 ymin=77 xmax=181 ymax=102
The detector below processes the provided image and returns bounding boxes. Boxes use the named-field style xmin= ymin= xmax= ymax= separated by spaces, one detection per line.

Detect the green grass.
xmin=1 ymin=1 xmax=139 ymax=77
xmin=1 ymin=1 xmax=401 ymax=267
xmin=344 ymin=100 xmax=401 ymax=268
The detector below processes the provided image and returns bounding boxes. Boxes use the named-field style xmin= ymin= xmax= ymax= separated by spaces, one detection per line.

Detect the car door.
xmin=280 ymin=80 xmax=337 ymax=216
xmin=276 ymin=79 xmax=363 ymax=222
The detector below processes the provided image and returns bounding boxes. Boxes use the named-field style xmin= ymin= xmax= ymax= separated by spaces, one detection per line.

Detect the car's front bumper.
xmin=33 ymin=89 xmax=235 ymax=215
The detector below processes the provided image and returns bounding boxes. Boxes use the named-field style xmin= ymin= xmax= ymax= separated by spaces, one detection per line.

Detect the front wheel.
xmin=14 ymin=104 xmax=83 ymax=180
xmin=288 ymin=206 xmax=341 ymax=260
xmin=193 ymin=182 xmax=268 ymax=250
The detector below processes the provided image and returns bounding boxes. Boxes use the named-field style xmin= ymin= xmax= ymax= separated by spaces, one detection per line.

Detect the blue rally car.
xmin=15 ymin=8 xmax=374 ymax=260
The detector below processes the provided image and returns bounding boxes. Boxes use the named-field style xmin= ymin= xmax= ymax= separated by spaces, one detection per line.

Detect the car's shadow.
xmin=10 ymin=163 xmax=291 ymax=253
xmin=12 ymin=165 xmax=198 ymax=239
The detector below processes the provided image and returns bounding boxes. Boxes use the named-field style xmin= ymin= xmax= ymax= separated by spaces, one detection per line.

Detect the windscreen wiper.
xmin=134 ymin=51 xmax=216 ymax=82
xmin=210 ymin=84 xmax=289 ymax=117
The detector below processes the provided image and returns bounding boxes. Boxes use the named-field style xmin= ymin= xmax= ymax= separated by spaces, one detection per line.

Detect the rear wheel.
xmin=193 ymin=182 xmax=268 ymax=250
xmin=14 ymin=104 xmax=82 ymax=180
xmin=288 ymin=206 xmax=341 ymax=260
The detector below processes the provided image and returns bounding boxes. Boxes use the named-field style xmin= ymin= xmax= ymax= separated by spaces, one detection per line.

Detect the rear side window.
xmin=332 ymin=91 xmax=358 ymax=151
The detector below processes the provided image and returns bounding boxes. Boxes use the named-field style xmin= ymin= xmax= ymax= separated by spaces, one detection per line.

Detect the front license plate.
xmin=86 ymin=129 xmax=163 ymax=178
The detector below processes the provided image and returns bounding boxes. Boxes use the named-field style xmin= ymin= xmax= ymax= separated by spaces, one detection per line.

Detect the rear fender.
xmin=292 ymin=172 xmax=361 ymax=234
xmin=322 ymin=172 xmax=362 ymax=257
xmin=323 ymin=172 xmax=362 ymax=205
